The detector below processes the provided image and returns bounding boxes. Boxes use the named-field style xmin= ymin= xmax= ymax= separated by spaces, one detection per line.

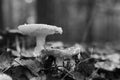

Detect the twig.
xmin=88 ymin=68 xmax=100 ymax=79
xmin=61 ymin=67 xmax=75 ymax=80
xmin=14 ymin=59 xmax=23 ymax=66
xmin=77 ymin=57 xmax=92 ymax=66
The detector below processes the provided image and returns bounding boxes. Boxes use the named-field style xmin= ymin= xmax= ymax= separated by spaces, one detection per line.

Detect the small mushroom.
xmin=0 ymin=73 xmax=12 ymax=80
xmin=8 ymin=29 xmax=23 ymax=52
xmin=18 ymin=24 xmax=63 ymax=57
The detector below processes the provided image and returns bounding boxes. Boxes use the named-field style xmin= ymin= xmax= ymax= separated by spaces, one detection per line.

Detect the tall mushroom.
xmin=18 ymin=24 xmax=63 ymax=57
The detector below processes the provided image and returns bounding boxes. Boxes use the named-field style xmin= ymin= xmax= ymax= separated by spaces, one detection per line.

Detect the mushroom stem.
xmin=16 ymin=36 xmax=21 ymax=53
xmin=33 ymin=35 xmax=46 ymax=57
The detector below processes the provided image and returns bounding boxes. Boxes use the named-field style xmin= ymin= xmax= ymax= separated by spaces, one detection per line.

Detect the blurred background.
xmin=0 ymin=0 xmax=120 ymax=44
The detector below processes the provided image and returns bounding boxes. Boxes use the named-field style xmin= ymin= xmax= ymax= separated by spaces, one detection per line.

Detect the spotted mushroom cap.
xmin=18 ymin=24 xmax=63 ymax=36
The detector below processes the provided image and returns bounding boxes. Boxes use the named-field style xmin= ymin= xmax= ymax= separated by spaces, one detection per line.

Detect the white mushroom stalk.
xmin=18 ymin=24 xmax=63 ymax=57
xmin=34 ymin=34 xmax=47 ymax=56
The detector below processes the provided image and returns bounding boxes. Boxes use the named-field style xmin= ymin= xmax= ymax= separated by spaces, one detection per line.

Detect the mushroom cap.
xmin=8 ymin=29 xmax=23 ymax=36
xmin=8 ymin=29 xmax=22 ymax=33
xmin=0 ymin=73 xmax=12 ymax=80
xmin=18 ymin=24 xmax=63 ymax=36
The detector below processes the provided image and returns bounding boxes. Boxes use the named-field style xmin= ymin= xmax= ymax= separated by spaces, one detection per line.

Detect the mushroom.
xmin=8 ymin=29 xmax=23 ymax=52
xmin=18 ymin=24 xmax=63 ymax=57
xmin=0 ymin=73 xmax=12 ymax=80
